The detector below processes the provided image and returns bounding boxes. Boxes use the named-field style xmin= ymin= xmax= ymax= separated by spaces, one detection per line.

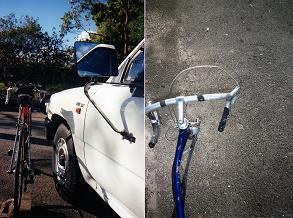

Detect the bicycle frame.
xmin=8 ymin=105 xmax=32 ymax=173
xmin=172 ymin=128 xmax=189 ymax=217
xmin=5 ymin=85 xmax=38 ymax=216
xmin=146 ymin=85 xmax=240 ymax=218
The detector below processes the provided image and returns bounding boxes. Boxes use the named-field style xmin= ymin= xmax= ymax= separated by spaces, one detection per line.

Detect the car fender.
xmin=47 ymin=86 xmax=92 ymax=166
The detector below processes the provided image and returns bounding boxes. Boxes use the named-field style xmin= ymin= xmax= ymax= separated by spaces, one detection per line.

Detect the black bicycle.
xmin=6 ymin=83 xmax=40 ymax=217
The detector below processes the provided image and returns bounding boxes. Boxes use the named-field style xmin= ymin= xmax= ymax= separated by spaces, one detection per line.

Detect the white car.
xmin=43 ymin=40 xmax=144 ymax=218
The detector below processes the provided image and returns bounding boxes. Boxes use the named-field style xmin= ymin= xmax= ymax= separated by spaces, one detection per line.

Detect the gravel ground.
xmin=145 ymin=0 xmax=293 ymax=217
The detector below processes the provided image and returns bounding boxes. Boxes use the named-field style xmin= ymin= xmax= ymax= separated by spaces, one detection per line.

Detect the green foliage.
xmin=0 ymin=82 xmax=5 ymax=91
xmin=60 ymin=0 xmax=93 ymax=36
xmin=128 ymin=11 xmax=144 ymax=48
xmin=0 ymin=14 xmax=73 ymax=84
xmin=61 ymin=0 xmax=144 ymax=60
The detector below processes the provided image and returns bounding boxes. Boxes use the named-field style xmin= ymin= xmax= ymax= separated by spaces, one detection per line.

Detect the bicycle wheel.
xmin=13 ymin=126 xmax=25 ymax=217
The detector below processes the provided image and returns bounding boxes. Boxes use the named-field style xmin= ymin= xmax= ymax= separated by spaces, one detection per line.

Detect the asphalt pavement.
xmin=0 ymin=109 xmax=118 ymax=218
xmin=145 ymin=0 xmax=293 ymax=217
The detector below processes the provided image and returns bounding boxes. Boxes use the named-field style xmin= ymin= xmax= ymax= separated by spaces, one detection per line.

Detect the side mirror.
xmin=74 ymin=41 xmax=119 ymax=78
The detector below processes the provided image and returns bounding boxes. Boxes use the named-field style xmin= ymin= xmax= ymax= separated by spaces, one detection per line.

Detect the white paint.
xmin=47 ymin=40 xmax=145 ymax=218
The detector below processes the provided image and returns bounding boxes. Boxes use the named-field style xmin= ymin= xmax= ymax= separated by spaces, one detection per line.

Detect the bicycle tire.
xmin=13 ymin=126 xmax=25 ymax=217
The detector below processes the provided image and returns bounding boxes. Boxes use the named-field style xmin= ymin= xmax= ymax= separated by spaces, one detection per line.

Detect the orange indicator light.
xmin=75 ymin=107 xmax=81 ymax=114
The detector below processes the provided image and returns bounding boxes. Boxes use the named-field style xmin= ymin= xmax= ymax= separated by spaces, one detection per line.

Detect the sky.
xmin=0 ymin=0 xmax=96 ymax=46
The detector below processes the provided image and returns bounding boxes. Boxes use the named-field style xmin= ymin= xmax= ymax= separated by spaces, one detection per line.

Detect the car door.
xmin=83 ymin=49 xmax=144 ymax=217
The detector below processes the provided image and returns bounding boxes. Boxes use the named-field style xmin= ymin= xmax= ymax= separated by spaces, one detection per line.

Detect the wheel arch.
xmin=47 ymin=114 xmax=70 ymax=146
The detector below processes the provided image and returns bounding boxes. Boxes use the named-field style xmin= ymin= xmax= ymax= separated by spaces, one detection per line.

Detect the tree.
xmin=61 ymin=0 xmax=144 ymax=60
xmin=0 ymin=14 xmax=72 ymax=84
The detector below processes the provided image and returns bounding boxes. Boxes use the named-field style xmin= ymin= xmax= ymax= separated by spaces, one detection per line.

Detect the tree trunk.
xmin=123 ymin=0 xmax=129 ymax=58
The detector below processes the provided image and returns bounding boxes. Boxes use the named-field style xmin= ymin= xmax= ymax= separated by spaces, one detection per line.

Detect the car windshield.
xmin=126 ymin=51 xmax=144 ymax=82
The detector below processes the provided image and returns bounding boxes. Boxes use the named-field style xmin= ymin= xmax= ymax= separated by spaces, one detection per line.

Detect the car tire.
xmin=52 ymin=123 xmax=85 ymax=204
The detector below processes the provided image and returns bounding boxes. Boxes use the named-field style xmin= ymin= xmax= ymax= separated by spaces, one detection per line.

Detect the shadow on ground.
xmin=0 ymin=133 xmax=47 ymax=146
xmin=19 ymin=190 xmax=120 ymax=218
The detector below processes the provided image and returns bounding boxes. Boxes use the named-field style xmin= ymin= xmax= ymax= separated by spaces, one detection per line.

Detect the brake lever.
xmin=147 ymin=110 xmax=160 ymax=148
xmin=218 ymin=106 xmax=230 ymax=132
xmin=218 ymin=94 xmax=238 ymax=132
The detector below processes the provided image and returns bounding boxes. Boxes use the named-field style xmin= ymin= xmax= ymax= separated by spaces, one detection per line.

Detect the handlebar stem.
xmin=176 ymin=97 xmax=184 ymax=126
xmin=175 ymin=98 xmax=189 ymax=129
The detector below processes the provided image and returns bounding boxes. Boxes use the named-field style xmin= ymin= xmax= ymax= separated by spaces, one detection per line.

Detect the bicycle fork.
xmin=172 ymin=125 xmax=200 ymax=218
xmin=172 ymin=128 xmax=189 ymax=218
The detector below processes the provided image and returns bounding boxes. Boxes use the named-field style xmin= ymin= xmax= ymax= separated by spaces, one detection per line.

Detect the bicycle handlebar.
xmin=146 ymin=85 xmax=240 ymax=146
xmin=218 ymin=107 xmax=229 ymax=132
xmin=147 ymin=111 xmax=159 ymax=148
xmin=217 ymin=90 xmax=238 ymax=132
xmin=5 ymin=87 xmax=17 ymax=105
xmin=5 ymin=84 xmax=39 ymax=105
xmin=146 ymin=86 xmax=240 ymax=114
